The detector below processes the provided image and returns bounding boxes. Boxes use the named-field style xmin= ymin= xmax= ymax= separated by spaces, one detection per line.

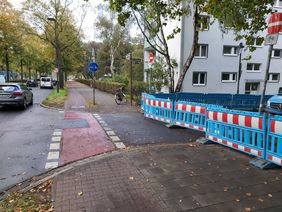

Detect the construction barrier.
xmin=206 ymin=107 xmax=265 ymax=158
xmin=266 ymin=115 xmax=282 ymax=166
xmin=174 ymin=101 xmax=209 ymax=131
xmin=143 ymin=96 xmax=174 ymax=124
xmin=141 ymin=92 xmax=282 ymax=167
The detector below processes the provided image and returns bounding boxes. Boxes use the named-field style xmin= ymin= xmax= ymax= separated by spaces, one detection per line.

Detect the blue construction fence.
xmin=141 ymin=92 xmax=273 ymax=109
xmin=142 ymin=92 xmax=282 ymax=167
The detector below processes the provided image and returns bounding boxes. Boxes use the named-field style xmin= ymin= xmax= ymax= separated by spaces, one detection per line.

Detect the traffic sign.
xmin=265 ymin=33 xmax=279 ymax=45
xmin=88 ymin=62 xmax=99 ymax=72
xmin=149 ymin=52 xmax=154 ymax=63
xmin=268 ymin=12 xmax=282 ymax=35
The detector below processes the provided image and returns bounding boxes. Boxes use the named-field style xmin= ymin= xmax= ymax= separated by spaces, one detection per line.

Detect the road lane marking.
xmin=45 ymin=162 xmax=58 ymax=169
xmin=47 ymin=151 xmax=60 ymax=160
xmin=110 ymin=136 xmax=121 ymax=142
xmin=53 ymin=131 xmax=62 ymax=136
xmin=104 ymin=127 xmax=112 ymax=131
xmin=50 ymin=143 xmax=60 ymax=150
xmin=106 ymin=131 xmax=116 ymax=136
xmin=115 ymin=142 xmax=126 ymax=149
xmin=52 ymin=137 xmax=61 ymax=142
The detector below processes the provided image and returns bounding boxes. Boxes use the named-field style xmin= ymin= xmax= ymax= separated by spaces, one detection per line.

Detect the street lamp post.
xmin=48 ymin=17 xmax=60 ymax=93
xmin=236 ymin=42 xmax=244 ymax=94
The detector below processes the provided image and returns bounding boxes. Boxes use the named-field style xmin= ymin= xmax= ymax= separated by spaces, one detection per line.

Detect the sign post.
xmin=259 ymin=12 xmax=282 ymax=114
xmin=88 ymin=62 xmax=99 ymax=105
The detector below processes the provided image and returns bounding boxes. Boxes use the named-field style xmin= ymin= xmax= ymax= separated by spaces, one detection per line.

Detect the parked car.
xmin=266 ymin=94 xmax=282 ymax=115
xmin=0 ymin=75 xmax=5 ymax=83
xmin=26 ymin=79 xmax=38 ymax=87
xmin=40 ymin=77 xmax=53 ymax=89
xmin=0 ymin=83 xmax=33 ymax=109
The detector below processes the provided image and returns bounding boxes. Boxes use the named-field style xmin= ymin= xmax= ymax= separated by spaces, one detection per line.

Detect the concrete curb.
xmin=40 ymin=103 xmax=64 ymax=111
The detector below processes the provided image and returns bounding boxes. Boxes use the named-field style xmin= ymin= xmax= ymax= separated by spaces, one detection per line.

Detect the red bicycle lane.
xmin=60 ymin=111 xmax=115 ymax=165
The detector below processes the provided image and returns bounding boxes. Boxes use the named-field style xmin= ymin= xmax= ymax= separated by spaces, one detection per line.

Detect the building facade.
xmin=144 ymin=1 xmax=282 ymax=95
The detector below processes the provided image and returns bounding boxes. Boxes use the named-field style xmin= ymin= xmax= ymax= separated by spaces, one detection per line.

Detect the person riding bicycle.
xmin=116 ymin=87 xmax=124 ymax=101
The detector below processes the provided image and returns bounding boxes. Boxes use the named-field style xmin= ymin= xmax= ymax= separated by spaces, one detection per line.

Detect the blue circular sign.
xmin=88 ymin=62 xmax=99 ymax=72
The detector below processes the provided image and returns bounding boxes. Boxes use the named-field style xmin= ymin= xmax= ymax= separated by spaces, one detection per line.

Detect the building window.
xmin=192 ymin=72 xmax=207 ymax=86
xmin=246 ymin=37 xmax=264 ymax=47
xmin=195 ymin=44 xmax=208 ymax=58
xmin=277 ymin=0 xmax=282 ymax=7
xmin=245 ymin=82 xmax=260 ymax=94
xmin=221 ymin=73 xmax=237 ymax=82
xmin=246 ymin=63 xmax=261 ymax=72
xmin=268 ymin=73 xmax=280 ymax=82
xmin=197 ymin=15 xmax=210 ymax=31
xmin=223 ymin=46 xmax=239 ymax=56
xmin=272 ymin=49 xmax=281 ymax=58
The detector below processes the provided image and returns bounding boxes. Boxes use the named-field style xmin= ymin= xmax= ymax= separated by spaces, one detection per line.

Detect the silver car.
xmin=0 ymin=83 xmax=33 ymax=109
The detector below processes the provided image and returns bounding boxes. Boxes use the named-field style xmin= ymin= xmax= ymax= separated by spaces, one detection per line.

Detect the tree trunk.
xmin=174 ymin=7 xmax=199 ymax=93
xmin=110 ymin=45 xmax=115 ymax=76
xmin=5 ymin=49 xmax=9 ymax=82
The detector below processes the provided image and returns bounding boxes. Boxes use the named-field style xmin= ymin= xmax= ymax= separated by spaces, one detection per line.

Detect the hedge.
xmin=76 ymin=79 xmax=125 ymax=94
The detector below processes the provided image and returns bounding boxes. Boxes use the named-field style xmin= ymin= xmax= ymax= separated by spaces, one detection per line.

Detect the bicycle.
xmin=115 ymin=88 xmax=127 ymax=105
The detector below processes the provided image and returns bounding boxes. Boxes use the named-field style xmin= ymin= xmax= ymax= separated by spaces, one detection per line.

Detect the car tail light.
xmin=12 ymin=91 xmax=23 ymax=96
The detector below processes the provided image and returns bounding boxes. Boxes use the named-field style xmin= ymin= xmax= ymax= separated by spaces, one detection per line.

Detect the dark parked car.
xmin=0 ymin=83 xmax=33 ymax=110
xmin=266 ymin=94 xmax=282 ymax=115
xmin=26 ymin=79 xmax=38 ymax=87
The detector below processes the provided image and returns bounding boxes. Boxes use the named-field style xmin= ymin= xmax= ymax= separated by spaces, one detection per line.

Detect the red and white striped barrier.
xmin=174 ymin=121 xmax=205 ymax=131
xmin=267 ymin=154 xmax=282 ymax=165
xmin=207 ymin=111 xmax=263 ymax=130
xmin=145 ymin=99 xmax=172 ymax=109
xmin=208 ymin=135 xmax=262 ymax=157
xmin=270 ymin=120 xmax=282 ymax=134
xmin=144 ymin=114 xmax=171 ymax=123
xmin=176 ymin=103 xmax=205 ymax=114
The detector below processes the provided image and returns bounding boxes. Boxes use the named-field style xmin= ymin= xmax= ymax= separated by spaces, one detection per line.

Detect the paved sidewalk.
xmin=53 ymin=144 xmax=282 ymax=212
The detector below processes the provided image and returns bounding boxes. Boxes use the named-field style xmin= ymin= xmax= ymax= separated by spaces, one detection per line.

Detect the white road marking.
xmin=52 ymin=137 xmax=61 ymax=142
xmin=101 ymin=123 xmax=108 ymax=127
xmin=104 ymin=127 xmax=112 ymax=131
xmin=110 ymin=136 xmax=121 ymax=142
xmin=106 ymin=131 xmax=116 ymax=136
xmin=45 ymin=162 xmax=58 ymax=169
xmin=71 ymin=106 xmax=85 ymax=109
xmin=54 ymin=129 xmax=62 ymax=132
xmin=53 ymin=131 xmax=62 ymax=136
xmin=99 ymin=120 xmax=106 ymax=124
xmin=50 ymin=143 xmax=60 ymax=150
xmin=115 ymin=142 xmax=126 ymax=149
xmin=47 ymin=151 xmax=60 ymax=160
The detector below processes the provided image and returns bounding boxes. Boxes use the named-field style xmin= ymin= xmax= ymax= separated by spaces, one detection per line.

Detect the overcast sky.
xmin=10 ymin=0 xmax=107 ymax=42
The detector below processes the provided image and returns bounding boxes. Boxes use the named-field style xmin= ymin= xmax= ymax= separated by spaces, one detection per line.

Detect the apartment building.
xmin=144 ymin=1 xmax=282 ymax=95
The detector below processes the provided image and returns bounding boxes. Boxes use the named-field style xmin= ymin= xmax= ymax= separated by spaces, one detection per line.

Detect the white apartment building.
xmin=144 ymin=1 xmax=282 ymax=95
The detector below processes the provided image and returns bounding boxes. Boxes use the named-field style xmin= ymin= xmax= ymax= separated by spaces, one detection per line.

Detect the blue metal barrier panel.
xmin=206 ymin=108 xmax=265 ymax=158
xmin=266 ymin=115 xmax=282 ymax=166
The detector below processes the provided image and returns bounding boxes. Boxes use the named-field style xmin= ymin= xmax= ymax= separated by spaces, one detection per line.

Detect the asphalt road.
xmin=0 ymin=87 xmax=64 ymax=192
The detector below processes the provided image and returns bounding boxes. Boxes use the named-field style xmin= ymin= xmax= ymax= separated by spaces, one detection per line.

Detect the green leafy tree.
xmin=109 ymin=0 xmax=274 ymax=92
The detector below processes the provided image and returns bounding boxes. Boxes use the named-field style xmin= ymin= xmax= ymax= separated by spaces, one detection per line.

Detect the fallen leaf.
xmin=223 ymin=187 xmax=229 ymax=192
xmin=129 ymin=176 xmax=134 ymax=180
xmin=9 ymin=199 xmax=14 ymax=203
xmin=264 ymin=182 xmax=268 ymax=185
xmin=268 ymin=194 xmax=272 ymax=198
xmin=258 ymin=198 xmax=264 ymax=202
xmin=275 ymin=177 xmax=280 ymax=180
xmin=235 ymin=198 xmax=240 ymax=202
xmin=78 ymin=192 xmax=83 ymax=196
xmin=246 ymin=193 xmax=252 ymax=197
xmin=245 ymin=208 xmax=251 ymax=212
xmin=184 ymin=161 xmax=187 ymax=163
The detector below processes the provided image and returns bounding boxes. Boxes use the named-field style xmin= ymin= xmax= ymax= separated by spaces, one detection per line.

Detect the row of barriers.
xmin=142 ymin=92 xmax=282 ymax=168
xmin=142 ymin=92 xmax=273 ymax=109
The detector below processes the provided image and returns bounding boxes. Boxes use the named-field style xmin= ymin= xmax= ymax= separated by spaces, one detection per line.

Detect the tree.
xmin=109 ymin=0 xmax=274 ymax=93
xmin=22 ymin=0 xmax=88 ymax=88
xmin=95 ymin=12 xmax=130 ymax=77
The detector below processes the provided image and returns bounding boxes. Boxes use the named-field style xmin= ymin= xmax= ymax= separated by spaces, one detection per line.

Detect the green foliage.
xmin=76 ymin=79 xmax=125 ymax=94
xmin=112 ymin=74 xmax=129 ymax=85
xmin=150 ymin=56 xmax=169 ymax=92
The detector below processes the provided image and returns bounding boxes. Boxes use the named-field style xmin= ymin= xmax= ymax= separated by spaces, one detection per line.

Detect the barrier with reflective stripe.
xmin=141 ymin=93 xmax=154 ymax=111
xmin=174 ymin=101 xmax=208 ymax=131
xmin=266 ymin=115 xmax=282 ymax=165
xmin=206 ymin=108 xmax=265 ymax=158
xmin=144 ymin=97 xmax=174 ymax=124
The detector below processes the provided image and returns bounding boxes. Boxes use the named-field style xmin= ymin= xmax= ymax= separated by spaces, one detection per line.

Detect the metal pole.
xmin=93 ymin=72 xmax=95 ymax=105
xmin=236 ymin=51 xmax=242 ymax=94
xmin=130 ymin=53 xmax=133 ymax=106
xmin=259 ymin=44 xmax=273 ymax=114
